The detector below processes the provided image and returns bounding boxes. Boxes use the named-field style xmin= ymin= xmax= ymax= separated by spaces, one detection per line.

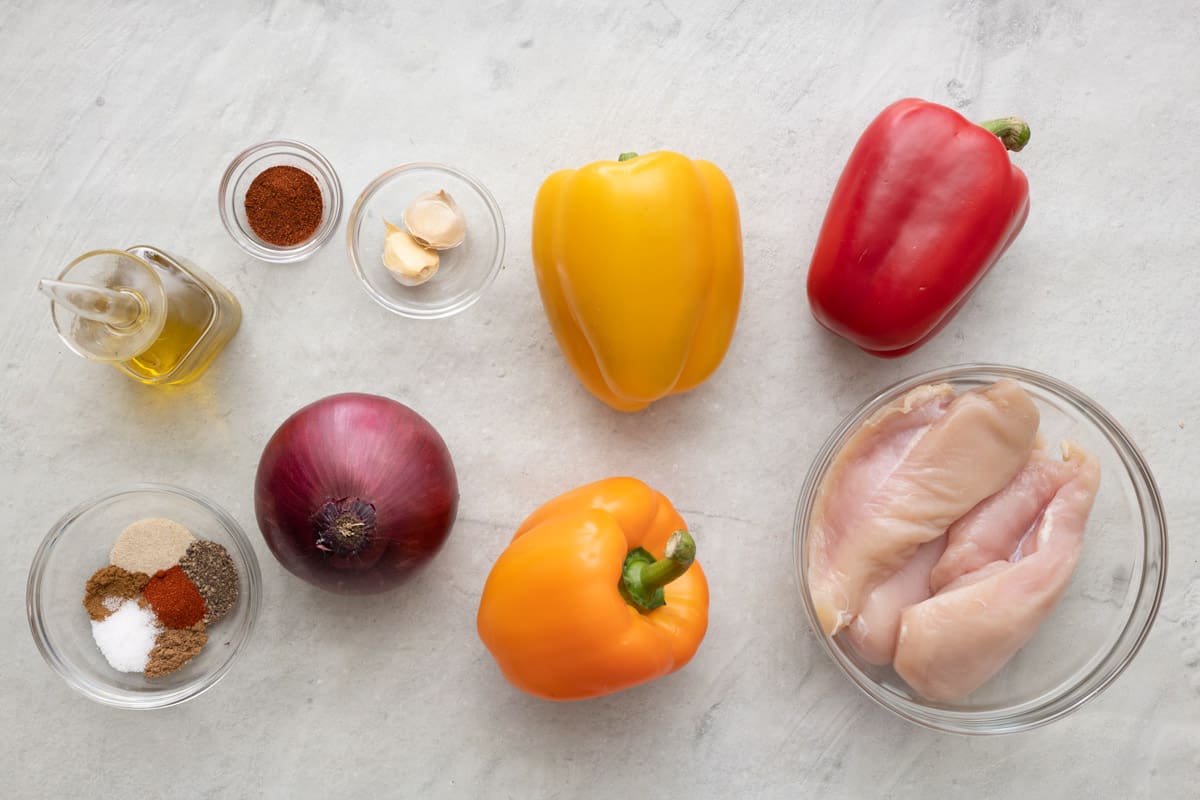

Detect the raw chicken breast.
xmin=893 ymin=443 xmax=1100 ymax=702
xmin=847 ymin=536 xmax=946 ymax=665
xmin=930 ymin=445 xmax=1077 ymax=593
xmin=807 ymin=379 xmax=1040 ymax=636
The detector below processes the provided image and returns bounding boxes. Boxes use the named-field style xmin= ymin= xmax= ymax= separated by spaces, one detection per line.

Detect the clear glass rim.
xmin=26 ymin=482 xmax=263 ymax=709
xmin=345 ymin=162 xmax=506 ymax=319
xmin=218 ymin=139 xmax=343 ymax=264
xmin=793 ymin=363 xmax=1168 ymax=735
xmin=48 ymin=248 xmax=169 ymax=363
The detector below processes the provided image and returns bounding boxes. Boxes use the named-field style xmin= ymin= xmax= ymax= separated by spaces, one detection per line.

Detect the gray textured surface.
xmin=2 ymin=1 xmax=1199 ymax=797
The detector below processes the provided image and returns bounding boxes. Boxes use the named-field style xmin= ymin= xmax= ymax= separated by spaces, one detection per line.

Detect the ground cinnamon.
xmin=82 ymin=565 xmax=149 ymax=621
xmin=244 ymin=165 xmax=323 ymax=246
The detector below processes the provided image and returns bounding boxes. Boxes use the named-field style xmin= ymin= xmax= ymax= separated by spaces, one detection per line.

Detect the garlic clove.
xmin=402 ymin=190 xmax=467 ymax=250
xmin=382 ymin=221 xmax=440 ymax=286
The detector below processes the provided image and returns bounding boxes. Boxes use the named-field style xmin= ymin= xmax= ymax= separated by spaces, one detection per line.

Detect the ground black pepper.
xmin=179 ymin=540 xmax=239 ymax=624
xmin=244 ymin=165 xmax=323 ymax=247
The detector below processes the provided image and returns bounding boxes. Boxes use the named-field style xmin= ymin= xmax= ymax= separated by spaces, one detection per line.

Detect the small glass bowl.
xmin=794 ymin=364 xmax=1167 ymax=734
xmin=347 ymin=163 xmax=505 ymax=319
xmin=218 ymin=139 xmax=342 ymax=263
xmin=27 ymin=484 xmax=261 ymax=709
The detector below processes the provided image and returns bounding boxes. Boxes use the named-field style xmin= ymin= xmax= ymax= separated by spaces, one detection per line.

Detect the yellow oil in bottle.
xmin=120 ymin=247 xmax=241 ymax=385
xmin=42 ymin=246 xmax=241 ymax=386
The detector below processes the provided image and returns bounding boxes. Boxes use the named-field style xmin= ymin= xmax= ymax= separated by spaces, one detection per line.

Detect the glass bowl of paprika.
xmin=793 ymin=364 xmax=1167 ymax=734
xmin=219 ymin=139 xmax=343 ymax=264
xmin=27 ymin=484 xmax=262 ymax=709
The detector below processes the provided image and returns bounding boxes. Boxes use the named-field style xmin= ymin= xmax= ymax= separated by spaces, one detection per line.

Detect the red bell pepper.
xmin=806 ymin=98 xmax=1031 ymax=357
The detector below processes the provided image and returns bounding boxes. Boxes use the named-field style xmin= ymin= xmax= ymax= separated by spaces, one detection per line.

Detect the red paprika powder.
xmin=143 ymin=565 xmax=207 ymax=628
xmin=244 ymin=165 xmax=323 ymax=247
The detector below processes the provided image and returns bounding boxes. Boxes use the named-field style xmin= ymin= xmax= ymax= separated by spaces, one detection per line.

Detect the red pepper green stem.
xmin=979 ymin=117 xmax=1031 ymax=152
xmin=618 ymin=152 xmax=639 ymax=162
xmin=619 ymin=530 xmax=696 ymax=613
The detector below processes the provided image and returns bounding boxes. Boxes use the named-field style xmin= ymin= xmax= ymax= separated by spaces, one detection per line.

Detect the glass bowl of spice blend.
xmin=347 ymin=163 xmax=505 ymax=318
xmin=27 ymin=484 xmax=261 ymax=709
xmin=219 ymin=139 xmax=342 ymax=263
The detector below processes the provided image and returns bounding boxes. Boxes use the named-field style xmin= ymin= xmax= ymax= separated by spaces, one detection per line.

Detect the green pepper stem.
xmin=979 ymin=117 xmax=1031 ymax=152
xmin=619 ymin=531 xmax=697 ymax=613
xmin=618 ymin=152 xmax=639 ymax=162
xmin=639 ymin=531 xmax=696 ymax=591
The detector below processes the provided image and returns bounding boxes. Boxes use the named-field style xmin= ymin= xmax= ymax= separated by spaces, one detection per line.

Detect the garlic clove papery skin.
xmin=403 ymin=190 xmax=467 ymax=250
xmin=383 ymin=221 xmax=440 ymax=286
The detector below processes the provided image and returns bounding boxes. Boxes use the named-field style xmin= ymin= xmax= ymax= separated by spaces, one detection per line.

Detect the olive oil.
xmin=40 ymin=246 xmax=241 ymax=385
xmin=119 ymin=247 xmax=240 ymax=384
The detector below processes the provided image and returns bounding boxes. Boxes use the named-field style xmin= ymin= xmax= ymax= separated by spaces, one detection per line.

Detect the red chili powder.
xmin=143 ymin=565 xmax=207 ymax=629
xmin=244 ymin=165 xmax=323 ymax=247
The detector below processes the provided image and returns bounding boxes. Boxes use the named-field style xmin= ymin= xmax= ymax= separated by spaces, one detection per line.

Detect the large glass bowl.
xmin=794 ymin=364 xmax=1167 ymax=734
xmin=347 ymin=162 xmax=505 ymax=319
xmin=27 ymin=484 xmax=261 ymax=709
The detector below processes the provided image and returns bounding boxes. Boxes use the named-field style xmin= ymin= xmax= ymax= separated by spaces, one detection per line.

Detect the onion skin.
xmin=254 ymin=393 xmax=459 ymax=594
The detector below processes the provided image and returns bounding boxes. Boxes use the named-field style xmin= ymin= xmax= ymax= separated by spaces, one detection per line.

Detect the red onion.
xmin=254 ymin=393 xmax=458 ymax=594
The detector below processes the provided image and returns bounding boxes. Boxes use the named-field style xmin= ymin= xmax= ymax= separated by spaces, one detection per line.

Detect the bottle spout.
xmin=37 ymin=278 xmax=144 ymax=328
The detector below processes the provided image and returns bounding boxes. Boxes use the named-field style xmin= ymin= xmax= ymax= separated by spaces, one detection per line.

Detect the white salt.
xmin=90 ymin=598 xmax=160 ymax=673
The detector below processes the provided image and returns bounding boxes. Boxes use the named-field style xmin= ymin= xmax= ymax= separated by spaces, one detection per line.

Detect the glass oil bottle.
xmin=39 ymin=246 xmax=241 ymax=385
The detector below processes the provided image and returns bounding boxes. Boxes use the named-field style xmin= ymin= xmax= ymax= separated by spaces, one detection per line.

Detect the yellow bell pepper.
xmin=532 ymin=151 xmax=744 ymax=412
xmin=476 ymin=477 xmax=709 ymax=701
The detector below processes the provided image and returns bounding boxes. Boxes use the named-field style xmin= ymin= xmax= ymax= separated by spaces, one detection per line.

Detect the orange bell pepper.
xmin=476 ymin=477 xmax=709 ymax=701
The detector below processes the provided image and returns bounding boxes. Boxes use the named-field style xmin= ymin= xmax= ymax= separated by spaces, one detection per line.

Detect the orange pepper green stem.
xmin=620 ymin=530 xmax=696 ymax=612
xmin=532 ymin=150 xmax=744 ymax=412
xmin=476 ymin=477 xmax=709 ymax=701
